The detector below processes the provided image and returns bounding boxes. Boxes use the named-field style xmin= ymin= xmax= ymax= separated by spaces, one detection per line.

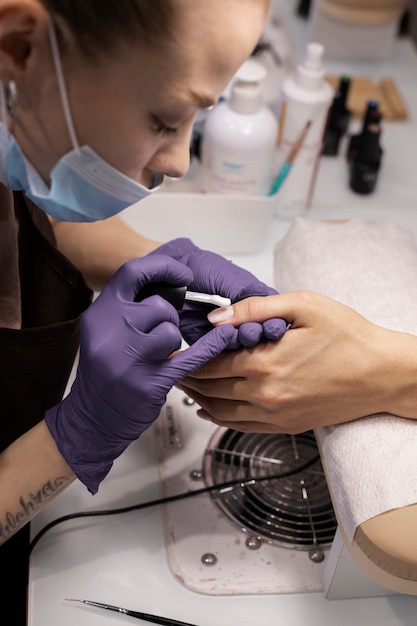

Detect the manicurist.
xmin=0 ymin=2 xmax=284 ymax=624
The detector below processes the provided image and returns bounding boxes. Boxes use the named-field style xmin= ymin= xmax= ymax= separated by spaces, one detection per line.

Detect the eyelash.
xmin=151 ymin=116 xmax=178 ymax=137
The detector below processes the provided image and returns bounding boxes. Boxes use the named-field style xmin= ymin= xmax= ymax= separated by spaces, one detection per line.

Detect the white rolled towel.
xmin=273 ymin=217 xmax=417 ymax=542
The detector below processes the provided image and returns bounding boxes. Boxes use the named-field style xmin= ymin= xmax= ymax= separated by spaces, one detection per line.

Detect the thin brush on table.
xmin=65 ymin=599 xmax=199 ymax=626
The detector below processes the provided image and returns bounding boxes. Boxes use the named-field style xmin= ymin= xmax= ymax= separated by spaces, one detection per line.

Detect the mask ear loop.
xmin=0 ymin=82 xmax=9 ymax=137
xmin=47 ymin=21 xmax=81 ymax=155
xmin=0 ymin=79 xmax=18 ymax=136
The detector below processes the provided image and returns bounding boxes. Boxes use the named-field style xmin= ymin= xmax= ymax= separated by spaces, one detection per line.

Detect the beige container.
xmin=308 ymin=0 xmax=408 ymax=60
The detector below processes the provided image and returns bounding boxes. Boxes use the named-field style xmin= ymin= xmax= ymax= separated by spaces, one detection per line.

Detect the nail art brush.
xmin=134 ymin=281 xmax=231 ymax=310
xmin=268 ymin=118 xmax=312 ymax=196
xmin=65 ymin=599 xmax=200 ymax=626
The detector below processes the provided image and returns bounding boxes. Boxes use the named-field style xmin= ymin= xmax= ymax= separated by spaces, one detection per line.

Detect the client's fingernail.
xmin=197 ymin=409 xmax=213 ymax=421
xmin=207 ymin=305 xmax=234 ymax=324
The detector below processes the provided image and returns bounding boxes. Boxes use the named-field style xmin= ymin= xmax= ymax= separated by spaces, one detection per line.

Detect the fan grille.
xmin=203 ymin=428 xmax=337 ymax=550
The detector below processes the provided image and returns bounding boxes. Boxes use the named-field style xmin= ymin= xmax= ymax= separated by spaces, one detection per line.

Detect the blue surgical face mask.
xmin=0 ymin=23 xmax=163 ymax=222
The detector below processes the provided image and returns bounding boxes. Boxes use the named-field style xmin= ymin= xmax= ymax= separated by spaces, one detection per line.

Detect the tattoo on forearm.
xmin=0 ymin=477 xmax=69 ymax=542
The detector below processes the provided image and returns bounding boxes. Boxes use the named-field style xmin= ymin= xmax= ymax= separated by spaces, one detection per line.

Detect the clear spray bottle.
xmin=273 ymin=42 xmax=333 ymax=216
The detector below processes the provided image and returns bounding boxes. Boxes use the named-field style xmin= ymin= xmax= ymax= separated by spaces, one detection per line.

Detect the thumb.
xmin=207 ymin=291 xmax=314 ymax=328
xmin=166 ymin=324 xmax=235 ymax=381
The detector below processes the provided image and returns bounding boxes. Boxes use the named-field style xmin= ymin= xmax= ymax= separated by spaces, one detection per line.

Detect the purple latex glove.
xmin=149 ymin=238 xmax=287 ymax=348
xmin=45 ymin=254 xmax=234 ymax=494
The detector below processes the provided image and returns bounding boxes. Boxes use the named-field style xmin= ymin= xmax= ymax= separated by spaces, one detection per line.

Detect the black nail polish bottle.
xmin=349 ymin=112 xmax=383 ymax=195
xmin=322 ymin=75 xmax=352 ymax=156
xmin=346 ymin=99 xmax=379 ymax=163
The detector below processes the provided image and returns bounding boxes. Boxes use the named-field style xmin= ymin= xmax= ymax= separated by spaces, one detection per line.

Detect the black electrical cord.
xmin=20 ymin=452 xmax=320 ymax=626
xmin=28 ymin=451 xmax=321 ymax=557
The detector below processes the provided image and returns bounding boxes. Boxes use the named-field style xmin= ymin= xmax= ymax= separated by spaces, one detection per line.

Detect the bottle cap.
xmin=230 ymin=58 xmax=267 ymax=114
xmin=135 ymin=282 xmax=187 ymax=310
xmin=296 ymin=42 xmax=326 ymax=91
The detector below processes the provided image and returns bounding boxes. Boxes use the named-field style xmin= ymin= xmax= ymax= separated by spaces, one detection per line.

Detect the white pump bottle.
xmin=274 ymin=42 xmax=333 ymax=216
xmin=200 ymin=59 xmax=278 ymax=196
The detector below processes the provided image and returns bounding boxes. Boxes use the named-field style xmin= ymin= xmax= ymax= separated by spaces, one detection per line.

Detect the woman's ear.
xmin=0 ymin=0 xmax=49 ymax=80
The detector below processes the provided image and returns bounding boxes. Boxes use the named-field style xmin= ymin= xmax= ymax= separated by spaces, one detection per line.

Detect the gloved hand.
xmin=45 ymin=254 xmax=234 ymax=494
xmin=149 ymin=238 xmax=287 ymax=348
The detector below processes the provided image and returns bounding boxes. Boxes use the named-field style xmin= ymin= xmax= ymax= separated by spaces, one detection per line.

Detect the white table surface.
xmin=29 ymin=3 xmax=417 ymax=625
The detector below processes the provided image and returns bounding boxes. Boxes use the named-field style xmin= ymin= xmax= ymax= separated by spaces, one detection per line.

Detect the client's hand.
xmin=149 ymin=238 xmax=287 ymax=348
xmin=45 ymin=254 xmax=234 ymax=494
xmin=179 ymin=291 xmax=417 ymax=433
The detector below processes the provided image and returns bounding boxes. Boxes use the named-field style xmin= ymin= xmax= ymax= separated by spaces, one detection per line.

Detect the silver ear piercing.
xmin=6 ymin=80 xmax=18 ymax=118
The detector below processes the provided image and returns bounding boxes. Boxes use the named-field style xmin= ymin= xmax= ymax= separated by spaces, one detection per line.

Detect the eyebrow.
xmin=187 ymin=89 xmax=216 ymax=109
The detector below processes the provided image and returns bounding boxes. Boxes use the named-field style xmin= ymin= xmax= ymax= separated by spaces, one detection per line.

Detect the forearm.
xmin=0 ymin=420 xmax=75 ymax=544
xmin=51 ymin=215 xmax=162 ymax=290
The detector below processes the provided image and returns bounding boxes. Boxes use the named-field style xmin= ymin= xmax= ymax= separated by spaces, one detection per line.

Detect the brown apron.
xmin=0 ymin=185 xmax=93 ymax=625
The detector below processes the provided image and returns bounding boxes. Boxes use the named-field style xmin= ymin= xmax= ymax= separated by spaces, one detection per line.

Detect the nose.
xmin=147 ymin=134 xmax=191 ymax=180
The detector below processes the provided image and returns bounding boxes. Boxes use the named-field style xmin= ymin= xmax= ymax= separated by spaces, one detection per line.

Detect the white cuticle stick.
xmin=185 ymin=290 xmax=231 ymax=308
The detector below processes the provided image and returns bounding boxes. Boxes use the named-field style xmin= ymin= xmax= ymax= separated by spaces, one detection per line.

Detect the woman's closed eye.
xmin=150 ymin=114 xmax=178 ymax=137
